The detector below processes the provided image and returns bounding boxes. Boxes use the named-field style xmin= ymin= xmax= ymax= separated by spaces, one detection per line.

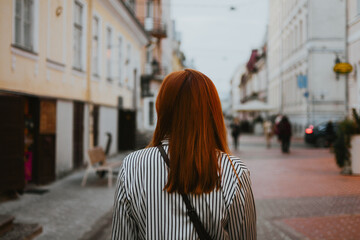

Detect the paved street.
xmin=233 ymin=135 xmax=360 ymax=240
xmin=0 ymin=152 xmax=131 ymax=240
xmin=1 ymin=135 xmax=360 ymax=240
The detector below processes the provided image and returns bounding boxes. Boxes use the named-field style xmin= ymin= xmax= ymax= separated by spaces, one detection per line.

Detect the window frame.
xmin=106 ymin=25 xmax=113 ymax=82
xmin=72 ymin=0 xmax=87 ymax=72
xmin=117 ymin=35 xmax=123 ymax=86
xmin=73 ymin=1 xmax=83 ymax=71
xmin=92 ymin=14 xmax=101 ymax=77
xmin=126 ymin=43 xmax=132 ymax=88
xmin=13 ymin=0 xmax=39 ymax=53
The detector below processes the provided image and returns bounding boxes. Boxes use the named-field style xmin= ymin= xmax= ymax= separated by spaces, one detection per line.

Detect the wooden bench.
xmin=81 ymin=147 xmax=122 ymax=187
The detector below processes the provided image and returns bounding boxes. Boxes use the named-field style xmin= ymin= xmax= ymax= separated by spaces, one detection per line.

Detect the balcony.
xmin=139 ymin=17 xmax=167 ymax=38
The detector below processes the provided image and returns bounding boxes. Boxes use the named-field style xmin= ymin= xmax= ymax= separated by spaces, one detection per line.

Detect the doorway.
xmin=118 ymin=109 xmax=136 ymax=150
xmin=73 ymin=101 xmax=84 ymax=169
xmin=0 ymin=94 xmax=25 ymax=192
xmin=93 ymin=105 xmax=99 ymax=147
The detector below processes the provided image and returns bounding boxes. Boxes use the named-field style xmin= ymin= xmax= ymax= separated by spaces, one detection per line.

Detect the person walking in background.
xmin=263 ymin=119 xmax=273 ymax=148
xmin=325 ymin=120 xmax=336 ymax=147
xmin=230 ymin=118 xmax=241 ymax=150
xmin=111 ymin=69 xmax=256 ymax=239
xmin=278 ymin=116 xmax=292 ymax=153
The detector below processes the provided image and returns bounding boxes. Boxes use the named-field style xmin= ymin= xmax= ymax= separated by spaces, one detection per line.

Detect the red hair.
xmin=149 ymin=69 xmax=230 ymax=194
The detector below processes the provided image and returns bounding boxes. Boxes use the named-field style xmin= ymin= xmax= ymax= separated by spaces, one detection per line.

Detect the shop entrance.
xmin=0 ymin=94 xmax=25 ymax=192
xmin=118 ymin=109 xmax=136 ymax=150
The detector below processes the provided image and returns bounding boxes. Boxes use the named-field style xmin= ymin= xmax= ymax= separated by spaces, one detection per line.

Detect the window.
xmin=149 ymin=101 xmax=154 ymax=126
xmin=146 ymin=47 xmax=152 ymax=64
xmin=14 ymin=0 xmax=34 ymax=51
xmin=92 ymin=16 xmax=100 ymax=76
xmin=118 ymin=37 xmax=123 ymax=85
xmin=299 ymin=20 xmax=303 ymax=45
xmin=106 ymin=27 xmax=112 ymax=81
xmin=126 ymin=44 xmax=131 ymax=87
xmin=146 ymin=0 xmax=153 ymax=18
xmin=73 ymin=1 xmax=83 ymax=70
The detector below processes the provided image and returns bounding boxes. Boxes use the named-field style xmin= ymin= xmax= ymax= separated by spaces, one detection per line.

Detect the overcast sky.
xmin=171 ymin=0 xmax=268 ymax=100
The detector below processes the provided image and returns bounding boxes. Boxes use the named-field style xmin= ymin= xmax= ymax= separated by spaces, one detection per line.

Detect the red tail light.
xmin=305 ymin=125 xmax=314 ymax=134
xmin=305 ymin=128 xmax=313 ymax=134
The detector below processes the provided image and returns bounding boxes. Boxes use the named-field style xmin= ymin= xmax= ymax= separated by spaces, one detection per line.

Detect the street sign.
xmin=297 ymin=75 xmax=308 ymax=89
xmin=333 ymin=62 xmax=353 ymax=74
xmin=304 ymin=91 xmax=309 ymax=98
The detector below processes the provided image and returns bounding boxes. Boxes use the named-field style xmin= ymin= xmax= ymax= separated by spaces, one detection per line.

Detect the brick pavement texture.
xmin=0 ymin=152 xmax=130 ymax=240
xmin=8 ymin=134 xmax=358 ymax=240
xmin=232 ymin=135 xmax=360 ymax=240
xmin=282 ymin=215 xmax=360 ymax=240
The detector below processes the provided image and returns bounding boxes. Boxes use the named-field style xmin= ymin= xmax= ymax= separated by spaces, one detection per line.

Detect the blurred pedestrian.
xmin=273 ymin=114 xmax=282 ymax=139
xmin=230 ymin=118 xmax=241 ymax=150
xmin=325 ymin=120 xmax=335 ymax=147
xmin=278 ymin=116 xmax=292 ymax=153
xmin=111 ymin=69 xmax=256 ymax=239
xmin=263 ymin=119 xmax=273 ymax=148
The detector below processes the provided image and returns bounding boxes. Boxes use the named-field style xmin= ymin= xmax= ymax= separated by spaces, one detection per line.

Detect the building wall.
xmin=90 ymin=0 xmax=145 ymax=109
xmin=0 ymin=0 xmax=148 ymax=183
xmin=268 ymin=0 xmax=346 ymax=135
xmin=0 ymin=0 xmax=87 ymax=101
xmin=55 ymin=100 xmax=74 ymax=176
xmin=99 ymin=106 xmax=118 ymax=155
xmin=230 ymin=64 xmax=245 ymax=117
xmin=348 ymin=0 xmax=360 ymax=113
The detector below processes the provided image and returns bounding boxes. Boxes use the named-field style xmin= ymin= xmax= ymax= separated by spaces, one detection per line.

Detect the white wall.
xmin=99 ymin=106 xmax=118 ymax=155
xmin=55 ymin=100 xmax=73 ymax=176
xmin=267 ymin=0 xmax=346 ymax=135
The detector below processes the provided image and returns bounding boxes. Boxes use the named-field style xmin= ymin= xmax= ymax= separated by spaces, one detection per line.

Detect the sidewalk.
xmin=231 ymin=135 xmax=360 ymax=240
xmin=0 ymin=151 xmax=131 ymax=240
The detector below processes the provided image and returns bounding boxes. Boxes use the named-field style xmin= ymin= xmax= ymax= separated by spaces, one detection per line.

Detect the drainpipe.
xmin=86 ymin=0 xmax=94 ymax=149
xmin=345 ymin=0 xmax=349 ymax=116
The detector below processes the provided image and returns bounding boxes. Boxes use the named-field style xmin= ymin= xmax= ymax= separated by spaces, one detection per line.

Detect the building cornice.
xmin=101 ymin=0 xmax=149 ymax=46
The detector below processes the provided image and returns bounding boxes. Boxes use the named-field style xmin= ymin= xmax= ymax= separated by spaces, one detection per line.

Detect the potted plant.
xmin=333 ymin=109 xmax=360 ymax=175
xmin=350 ymin=109 xmax=360 ymax=175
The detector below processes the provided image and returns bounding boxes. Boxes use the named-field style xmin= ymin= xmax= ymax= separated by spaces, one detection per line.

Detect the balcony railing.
xmin=139 ymin=17 xmax=167 ymax=38
xmin=144 ymin=62 xmax=168 ymax=77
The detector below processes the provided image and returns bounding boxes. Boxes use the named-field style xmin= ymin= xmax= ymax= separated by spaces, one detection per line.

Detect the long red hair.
xmin=149 ymin=69 xmax=230 ymax=194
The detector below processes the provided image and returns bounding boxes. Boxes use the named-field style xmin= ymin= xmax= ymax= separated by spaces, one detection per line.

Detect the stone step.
xmin=0 ymin=223 xmax=42 ymax=240
xmin=0 ymin=215 xmax=15 ymax=236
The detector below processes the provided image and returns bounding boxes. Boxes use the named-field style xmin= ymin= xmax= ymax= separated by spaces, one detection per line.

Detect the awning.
xmin=235 ymin=100 xmax=274 ymax=112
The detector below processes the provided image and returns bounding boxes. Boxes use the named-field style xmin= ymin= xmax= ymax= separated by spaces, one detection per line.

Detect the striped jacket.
xmin=111 ymin=143 xmax=256 ymax=239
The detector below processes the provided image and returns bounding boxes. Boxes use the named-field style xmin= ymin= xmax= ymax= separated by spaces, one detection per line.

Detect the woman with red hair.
xmin=111 ymin=69 xmax=256 ymax=239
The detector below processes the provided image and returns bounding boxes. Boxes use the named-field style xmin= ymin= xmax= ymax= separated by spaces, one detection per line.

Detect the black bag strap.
xmin=157 ymin=145 xmax=212 ymax=240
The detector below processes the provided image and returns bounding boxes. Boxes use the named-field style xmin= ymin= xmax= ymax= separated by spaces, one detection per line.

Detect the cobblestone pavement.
xmin=231 ymin=135 xmax=360 ymax=240
xmin=6 ymin=135 xmax=358 ymax=240
xmin=0 ymin=152 xmax=131 ymax=240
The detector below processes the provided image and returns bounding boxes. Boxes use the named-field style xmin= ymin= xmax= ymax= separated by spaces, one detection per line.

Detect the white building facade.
xmin=348 ymin=0 xmax=360 ymax=113
xmin=268 ymin=0 xmax=346 ymax=135
xmin=230 ymin=64 xmax=246 ymax=117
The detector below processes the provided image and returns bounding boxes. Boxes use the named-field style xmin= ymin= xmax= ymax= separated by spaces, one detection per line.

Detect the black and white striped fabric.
xmin=111 ymin=143 xmax=257 ymax=239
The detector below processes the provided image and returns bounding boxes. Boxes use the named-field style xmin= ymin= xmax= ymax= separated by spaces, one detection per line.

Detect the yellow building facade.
xmin=0 ymin=0 xmax=148 ymax=190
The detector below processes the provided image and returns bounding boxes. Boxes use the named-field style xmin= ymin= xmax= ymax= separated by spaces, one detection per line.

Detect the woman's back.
xmin=111 ymin=69 xmax=256 ymax=239
xmin=111 ymin=143 xmax=256 ymax=240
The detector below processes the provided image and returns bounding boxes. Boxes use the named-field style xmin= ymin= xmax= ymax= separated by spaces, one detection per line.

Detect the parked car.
xmin=304 ymin=122 xmax=338 ymax=148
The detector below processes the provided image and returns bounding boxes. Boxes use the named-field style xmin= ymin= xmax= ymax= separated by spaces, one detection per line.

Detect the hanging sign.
xmin=297 ymin=75 xmax=308 ymax=89
xmin=333 ymin=62 xmax=353 ymax=74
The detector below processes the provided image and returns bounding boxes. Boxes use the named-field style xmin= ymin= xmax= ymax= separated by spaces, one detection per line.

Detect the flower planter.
xmin=350 ymin=134 xmax=360 ymax=175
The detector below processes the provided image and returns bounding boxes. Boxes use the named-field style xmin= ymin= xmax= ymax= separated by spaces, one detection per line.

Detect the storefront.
xmin=0 ymin=93 xmax=56 ymax=192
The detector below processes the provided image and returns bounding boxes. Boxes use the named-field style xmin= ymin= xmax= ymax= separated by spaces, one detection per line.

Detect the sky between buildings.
xmin=171 ymin=0 xmax=268 ymax=100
